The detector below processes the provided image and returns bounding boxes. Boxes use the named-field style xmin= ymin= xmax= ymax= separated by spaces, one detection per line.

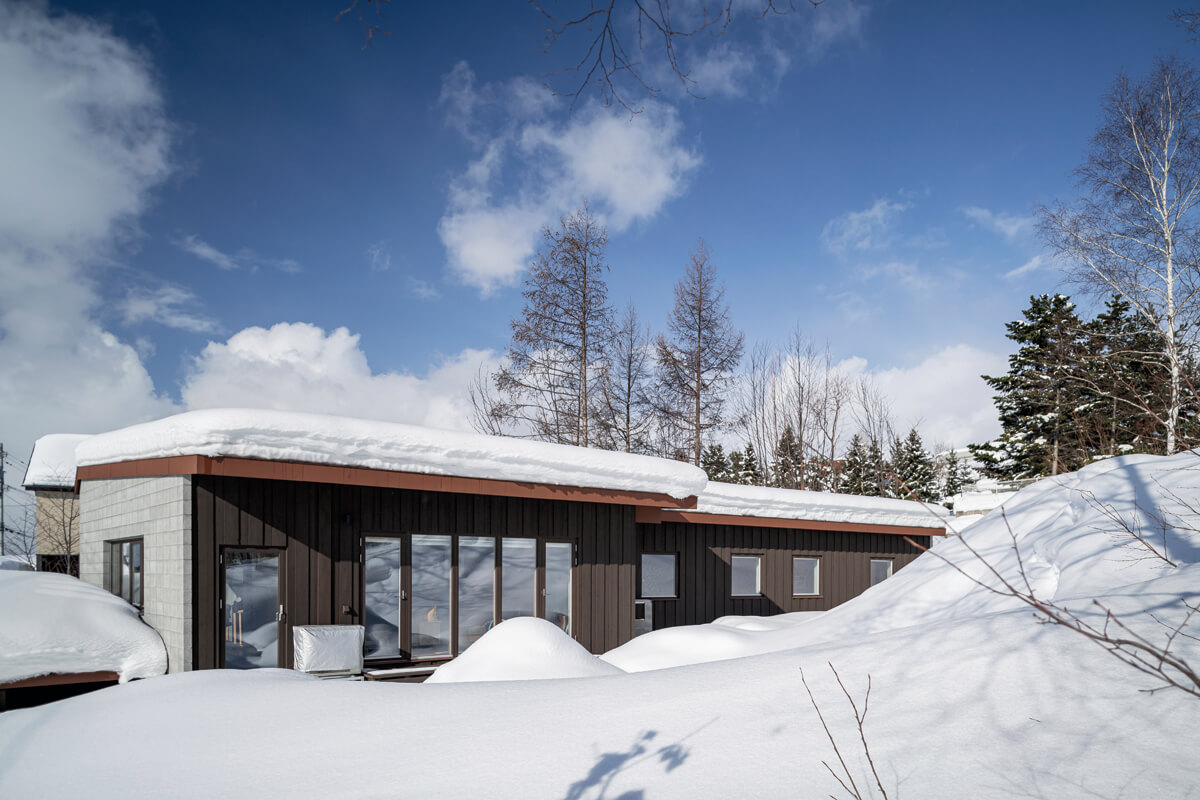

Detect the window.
xmin=640 ymin=553 xmax=677 ymax=598
xmin=109 ymin=539 xmax=143 ymax=610
xmin=792 ymin=557 xmax=820 ymax=596
xmin=870 ymin=558 xmax=893 ymax=586
xmin=731 ymin=555 xmax=762 ymax=596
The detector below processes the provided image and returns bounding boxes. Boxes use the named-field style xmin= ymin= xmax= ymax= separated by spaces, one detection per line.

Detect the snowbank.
xmin=427 ymin=617 xmax=624 ymax=683
xmin=0 ymin=570 xmax=167 ymax=684
xmin=76 ymin=409 xmax=708 ymax=500
xmin=689 ymin=481 xmax=947 ymax=529
xmin=603 ymin=612 xmax=824 ymax=671
xmin=21 ymin=433 xmax=91 ymax=488
xmin=0 ymin=555 xmax=33 ymax=572
xmin=0 ymin=452 xmax=1197 ymax=798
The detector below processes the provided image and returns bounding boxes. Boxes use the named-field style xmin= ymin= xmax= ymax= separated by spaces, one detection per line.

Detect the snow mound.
xmin=0 ymin=555 xmax=34 ymax=571
xmin=0 ymin=570 xmax=167 ymax=684
xmin=426 ymin=617 xmax=625 ymax=683
xmin=76 ymin=409 xmax=707 ymax=500
xmin=604 ymin=611 xmax=824 ymax=671
xmin=22 ymin=433 xmax=91 ymax=488
xmin=693 ymin=481 xmax=947 ymax=529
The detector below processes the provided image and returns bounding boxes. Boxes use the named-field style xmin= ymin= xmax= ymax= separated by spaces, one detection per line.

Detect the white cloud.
xmin=367 ymin=241 xmax=390 ymax=272
xmin=176 ymin=234 xmax=238 ymax=270
xmin=0 ymin=1 xmax=178 ymax=501
xmin=1004 ymin=253 xmax=1050 ymax=279
xmin=856 ymin=261 xmax=935 ymax=293
xmin=837 ymin=344 xmax=1006 ymax=448
xmin=408 ymin=277 xmax=439 ymax=299
xmin=174 ymin=234 xmax=302 ymax=273
xmin=120 ymin=285 xmax=219 ymax=333
xmin=804 ymin=0 xmax=868 ymax=57
xmin=821 ymin=198 xmax=909 ymax=257
xmin=963 ymin=206 xmax=1033 ymax=241
xmin=685 ymin=43 xmax=755 ymax=98
xmin=181 ymin=323 xmax=498 ymax=432
xmin=437 ymin=63 xmax=701 ymax=293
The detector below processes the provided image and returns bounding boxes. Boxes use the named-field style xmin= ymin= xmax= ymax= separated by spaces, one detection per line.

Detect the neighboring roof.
xmin=645 ymin=481 xmax=948 ymax=532
xmin=22 ymin=433 xmax=92 ymax=489
xmin=75 ymin=409 xmax=708 ymax=502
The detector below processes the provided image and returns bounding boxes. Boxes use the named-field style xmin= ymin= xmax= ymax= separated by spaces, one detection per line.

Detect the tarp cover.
xmin=292 ymin=625 xmax=364 ymax=674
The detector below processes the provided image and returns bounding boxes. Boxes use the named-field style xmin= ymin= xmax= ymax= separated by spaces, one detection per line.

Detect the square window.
xmin=869 ymin=559 xmax=893 ymax=586
xmin=731 ymin=555 xmax=762 ymax=596
xmin=792 ymin=557 xmax=820 ymax=596
xmin=640 ymin=554 xmax=677 ymax=598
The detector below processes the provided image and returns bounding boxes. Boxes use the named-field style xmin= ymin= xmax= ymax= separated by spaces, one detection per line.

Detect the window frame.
xmin=638 ymin=552 xmax=678 ymax=599
xmin=791 ymin=555 xmax=822 ymax=598
xmin=730 ymin=553 xmax=764 ymax=598
xmin=869 ymin=558 xmax=894 ymax=586
xmin=108 ymin=537 xmax=144 ymax=611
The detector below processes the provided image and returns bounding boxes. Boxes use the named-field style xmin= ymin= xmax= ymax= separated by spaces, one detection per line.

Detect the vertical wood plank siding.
xmin=192 ymin=476 xmax=638 ymax=670
xmin=637 ymin=521 xmax=929 ymax=629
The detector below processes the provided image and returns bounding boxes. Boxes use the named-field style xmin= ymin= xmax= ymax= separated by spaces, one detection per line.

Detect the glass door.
xmin=544 ymin=541 xmax=573 ymax=634
xmin=222 ymin=549 xmax=284 ymax=669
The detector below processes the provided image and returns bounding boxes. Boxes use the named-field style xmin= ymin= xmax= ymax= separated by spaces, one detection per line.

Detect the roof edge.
xmin=76 ymin=455 xmax=698 ymax=510
xmin=636 ymin=507 xmax=946 ymax=536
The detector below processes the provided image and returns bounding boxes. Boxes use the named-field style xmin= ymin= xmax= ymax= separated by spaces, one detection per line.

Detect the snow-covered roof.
xmin=75 ymin=409 xmax=709 ymax=501
xmin=0 ymin=570 xmax=166 ymax=685
xmin=682 ymin=481 xmax=948 ymax=530
xmin=22 ymin=433 xmax=92 ymax=489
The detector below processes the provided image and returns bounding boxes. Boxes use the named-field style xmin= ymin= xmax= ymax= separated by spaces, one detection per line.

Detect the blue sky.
xmin=1 ymin=0 xmax=1194 ymax=485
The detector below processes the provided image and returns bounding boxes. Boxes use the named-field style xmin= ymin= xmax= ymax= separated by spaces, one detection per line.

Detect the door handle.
xmin=276 ymin=604 xmax=285 ymax=622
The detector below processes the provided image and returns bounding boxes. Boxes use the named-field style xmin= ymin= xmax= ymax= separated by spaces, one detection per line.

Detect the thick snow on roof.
xmin=0 ymin=453 xmax=1197 ymax=797
xmin=689 ymin=481 xmax=947 ymax=529
xmin=76 ymin=409 xmax=708 ymax=500
xmin=22 ymin=433 xmax=91 ymax=489
xmin=0 ymin=570 xmax=166 ymax=685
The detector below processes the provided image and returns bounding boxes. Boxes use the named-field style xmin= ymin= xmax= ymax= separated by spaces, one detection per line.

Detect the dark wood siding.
xmin=192 ymin=476 xmax=637 ymax=670
xmin=637 ymin=521 xmax=930 ymax=630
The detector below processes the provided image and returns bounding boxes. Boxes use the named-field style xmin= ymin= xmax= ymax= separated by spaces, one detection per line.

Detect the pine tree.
xmin=864 ymin=437 xmax=887 ymax=497
xmin=970 ymin=294 xmax=1090 ymax=479
xmin=771 ymin=425 xmax=803 ymax=489
xmin=740 ymin=442 xmax=764 ymax=486
xmin=889 ymin=428 xmax=937 ymax=501
xmin=839 ymin=434 xmax=870 ymax=495
xmin=942 ymin=450 xmax=968 ymax=500
xmin=700 ymin=444 xmax=733 ymax=483
xmin=655 ymin=240 xmax=744 ymax=466
xmin=728 ymin=447 xmax=748 ymax=485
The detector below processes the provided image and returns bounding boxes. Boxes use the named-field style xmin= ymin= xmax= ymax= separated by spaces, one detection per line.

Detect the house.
xmin=21 ymin=434 xmax=91 ymax=576
xmin=70 ymin=409 xmax=944 ymax=677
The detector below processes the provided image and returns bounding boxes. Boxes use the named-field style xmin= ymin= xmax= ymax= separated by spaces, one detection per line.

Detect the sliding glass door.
xmin=362 ymin=534 xmax=573 ymax=663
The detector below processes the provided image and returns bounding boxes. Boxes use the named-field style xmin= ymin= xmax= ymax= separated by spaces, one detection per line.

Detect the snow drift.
xmin=22 ymin=433 xmax=91 ymax=488
xmin=0 ymin=452 xmax=1197 ymax=798
xmin=75 ymin=408 xmax=708 ymax=500
xmin=0 ymin=570 xmax=167 ymax=684
xmin=427 ymin=617 xmax=624 ymax=683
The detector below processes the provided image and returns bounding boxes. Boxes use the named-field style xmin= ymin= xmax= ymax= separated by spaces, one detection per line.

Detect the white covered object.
xmin=76 ymin=409 xmax=708 ymax=500
xmin=0 ymin=570 xmax=166 ymax=684
xmin=22 ymin=433 xmax=91 ymax=488
xmin=0 ymin=555 xmax=34 ymax=572
xmin=689 ymin=480 xmax=947 ymax=529
xmin=292 ymin=625 xmax=365 ymax=674
xmin=426 ymin=617 xmax=624 ymax=683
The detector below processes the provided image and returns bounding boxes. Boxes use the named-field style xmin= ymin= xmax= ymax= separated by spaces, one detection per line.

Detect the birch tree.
xmin=472 ymin=204 xmax=613 ymax=445
xmin=655 ymin=240 xmax=744 ymax=465
xmin=1039 ymin=56 xmax=1200 ymax=454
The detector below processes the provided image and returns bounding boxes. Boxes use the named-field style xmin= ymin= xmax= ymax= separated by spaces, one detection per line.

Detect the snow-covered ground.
xmin=0 ymin=570 xmax=166 ymax=684
xmin=1 ymin=452 xmax=1198 ymax=798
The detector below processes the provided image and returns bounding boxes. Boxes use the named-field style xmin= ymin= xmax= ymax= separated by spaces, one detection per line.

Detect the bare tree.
xmin=532 ymin=0 xmax=822 ymax=112
xmin=1039 ymin=56 xmax=1200 ymax=454
xmin=34 ymin=484 xmax=80 ymax=575
xmin=474 ymin=203 xmax=614 ymax=446
xmin=655 ymin=240 xmax=744 ymax=465
xmin=594 ymin=303 xmax=655 ymax=452
xmin=801 ymin=663 xmax=891 ymax=800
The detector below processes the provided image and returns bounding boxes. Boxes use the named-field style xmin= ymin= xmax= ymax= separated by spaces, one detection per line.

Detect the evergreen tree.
xmin=771 ymin=425 xmax=803 ymax=489
xmin=700 ymin=444 xmax=733 ymax=483
xmin=942 ymin=450 xmax=968 ymax=500
xmin=839 ymin=434 xmax=870 ymax=495
xmin=728 ymin=447 xmax=747 ymax=485
xmin=864 ymin=437 xmax=887 ymax=497
xmin=889 ymin=428 xmax=937 ymax=501
xmin=970 ymin=294 xmax=1090 ymax=479
xmin=740 ymin=442 xmax=765 ymax=486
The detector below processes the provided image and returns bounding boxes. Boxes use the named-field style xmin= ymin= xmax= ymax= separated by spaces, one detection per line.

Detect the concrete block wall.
xmin=80 ymin=476 xmax=193 ymax=673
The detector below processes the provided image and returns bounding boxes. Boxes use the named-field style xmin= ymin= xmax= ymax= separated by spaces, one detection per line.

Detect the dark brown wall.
xmin=192 ymin=476 xmax=638 ymax=670
xmin=638 ymin=521 xmax=929 ymax=629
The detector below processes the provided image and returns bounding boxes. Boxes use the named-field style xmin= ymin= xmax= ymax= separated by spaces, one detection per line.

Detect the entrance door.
xmin=222 ymin=548 xmax=285 ymax=669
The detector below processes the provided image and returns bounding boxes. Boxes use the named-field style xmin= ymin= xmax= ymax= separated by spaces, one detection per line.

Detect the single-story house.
xmin=66 ymin=409 xmax=944 ymax=677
